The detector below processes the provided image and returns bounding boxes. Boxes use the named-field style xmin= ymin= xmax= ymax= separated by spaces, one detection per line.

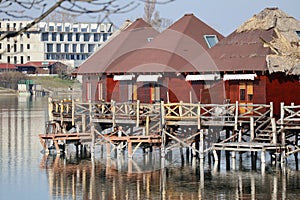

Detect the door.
xmin=239 ymin=82 xmax=253 ymax=114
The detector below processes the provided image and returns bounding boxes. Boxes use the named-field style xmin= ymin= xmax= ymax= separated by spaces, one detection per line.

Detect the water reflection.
xmin=1 ymin=95 xmax=300 ymax=200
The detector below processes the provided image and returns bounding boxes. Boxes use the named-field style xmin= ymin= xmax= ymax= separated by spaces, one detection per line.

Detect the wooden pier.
xmin=39 ymin=98 xmax=300 ymax=167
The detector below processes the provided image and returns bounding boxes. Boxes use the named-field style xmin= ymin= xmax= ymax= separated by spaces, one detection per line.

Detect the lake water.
xmin=1 ymin=95 xmax=300 ymax=200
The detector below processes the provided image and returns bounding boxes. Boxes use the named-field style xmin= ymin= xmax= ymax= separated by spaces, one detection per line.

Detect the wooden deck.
xmin=39 ymin=98 xmax=300 ymax=165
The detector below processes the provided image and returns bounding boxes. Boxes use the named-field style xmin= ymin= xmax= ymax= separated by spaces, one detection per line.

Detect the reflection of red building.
xmin=77 ymin=14 xmax=224 ymax=103
xmin=77 ymin=8 xmax=300 ymax=117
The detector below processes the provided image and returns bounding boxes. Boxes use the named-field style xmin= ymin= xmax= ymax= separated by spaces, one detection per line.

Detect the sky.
xmin=106 ymin=0 xmax=300 ymax=36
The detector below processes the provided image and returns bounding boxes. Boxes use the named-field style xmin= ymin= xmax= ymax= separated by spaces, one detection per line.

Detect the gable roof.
xmin=77 ymin=18 xmax=159 ymax=74
xmin=209 ymin=7 xmax=300 ymax=74
xmin=105 ymin=13 xmax=224 ymax=73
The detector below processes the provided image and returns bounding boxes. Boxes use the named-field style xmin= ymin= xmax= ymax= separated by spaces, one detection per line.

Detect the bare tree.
xmin=143 ymin=0 xmax=173 ymax=32
xmin=43 ymin=11 xmax=79 ymax=23
xmin=0 ymin=0 xmax=141 ymax=41
xmin=144 ymin=0 xmax=157 ymax=24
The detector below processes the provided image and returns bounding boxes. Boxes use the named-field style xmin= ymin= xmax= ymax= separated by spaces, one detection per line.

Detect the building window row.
xmin=46 ymin=43 xmax=96 ymax=53
xmin=39 ymin=23 xmax=113 ymax=33
xmin=46 ymin=53 xmax=89 ymax=60
xmin=41 ymin=32 xmax=109 ymax=42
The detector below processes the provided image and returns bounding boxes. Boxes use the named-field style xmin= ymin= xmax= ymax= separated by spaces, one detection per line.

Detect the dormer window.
xmin=204 ymin=35 xmax=218 ymax=48
xmin=296 ymin=31 xmax=300 ymax=38
xmin=147 ymin=37 xmax=153 ymax=42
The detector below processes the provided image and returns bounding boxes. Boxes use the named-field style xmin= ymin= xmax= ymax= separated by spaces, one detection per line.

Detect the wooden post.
xmin=189 ymin=91 xmax=192 ymax=103
xmin=197 ymin=103 xmax=201 ymax=130
xmin=111 ymin=100 xmax=116 ymax=127
xmin=91 ymin=125 xmax=95 ymax=154
xmin=234 ymin=101 xmax=239 ymax=131
xmin=261 ymin=149 xmax=266 ymax=163
xmin=128 ymin=141 xmax=133 ymax=158
xmin=106 ymin=143 xmax=111 ymax=158
xmin=250 ymin=117 xmax=254 ymax=141
xmin=48 ymin=97 xmax=53 ymax=121
xmin=271 ymin=118 xmax=277 ymax=144
xmin=136 ymin=100 xmax=140 ymax=127
xmin=89 ymin=100 xmax=92 ymax=125
xmin=213 ymin=149 xmax=219 ymax=161
xmin=280 ymin=102 xmax=285 ymax=163
xmin=166 ymin=91 xmax=170 ymax=103
xmin=146 ymin=115 xmax=150 ymax=136
xmin=270 ymin=102 xmax=273 ymax=118
xmin=232 ymin=151 xmax=236 ymax=170
xmin=82 ymin=114 xmax=86 ymax=132
xmin=60 ymin=100 xmax=64 ymax=125
xmin=179 ymin=101 xmax=183 ymax=117
xmin=200 ymin=130 xmax=204 ymax=159
xmin=72 ymin=99 xmax=75 ymax=126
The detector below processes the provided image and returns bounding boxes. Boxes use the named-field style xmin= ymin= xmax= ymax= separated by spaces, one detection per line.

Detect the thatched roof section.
xmin=238 ymin=7 xmax=300 ymax=75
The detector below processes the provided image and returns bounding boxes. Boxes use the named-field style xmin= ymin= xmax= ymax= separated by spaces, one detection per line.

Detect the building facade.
xmin=0 ymin=19 xmax=114 ymax=67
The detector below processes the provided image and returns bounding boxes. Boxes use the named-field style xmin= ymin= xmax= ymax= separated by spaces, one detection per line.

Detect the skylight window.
xmin=204 ymin=35 xmax=218 ymax=48
xmin=296 ymin=31 xmax=300 ymax=38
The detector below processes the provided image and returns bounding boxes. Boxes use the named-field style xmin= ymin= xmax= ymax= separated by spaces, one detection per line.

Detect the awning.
xmin=185 ymin=74 xmax=220 ymax=81
xmin=223 ymin=74 xmax=257 ymax=81
xmin=137 ymin=74 xmax=162 ymax=82
xmin=113 ymin=74 xmax=134 ymax=81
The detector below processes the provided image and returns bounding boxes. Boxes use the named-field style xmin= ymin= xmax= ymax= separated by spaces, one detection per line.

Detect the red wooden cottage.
xmin=77 ymin=14 xmax=224 ymax=103
xmin=208 ymin=7 xmax=300 ymax=117
xmin=77 ymin=18 xmax=160 ymax=102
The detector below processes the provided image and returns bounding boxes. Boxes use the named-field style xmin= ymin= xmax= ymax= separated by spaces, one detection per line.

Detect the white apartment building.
xmin=0 ymin=19 xmax=114 ymax=67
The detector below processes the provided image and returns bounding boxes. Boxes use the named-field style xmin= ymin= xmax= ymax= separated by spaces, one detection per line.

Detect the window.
xmin=80 ymin=44 xmax=85 ymax=52
xmin=20 ymin=56 xmax=24 ymax=64
xmin=20 ymin=44 xmax=23 ymax=52
xmin=68 ymin=33 xmax=72 ymax=41
xmin=72 ymin=44 xmax=77 ymax=52
xmin=81 ymin=28 xmax=87 ymax=32
xmin=56 ymin=44 xmax=61 ymax=52
xmin=49 ymin=26 xmax=54 ymax=31
xmin=83 ymin=33 xmax=90 ymax=42
xmin=103 ymin=33 xmax=108 ymax=41
xmin=27 ymin=56 xmax=30 ymax=61
xmin=27 ymin=33 xmax=30 ymax=39
xmin=239 ymin=82 xmax=253 ymax=102
xmin=0 ymin=43 xmax=2 ymax=49
xmin=7 ymin=56 xmax=10 ymax=63
xmin=14 ymin=56 xmax=17 ymax=64
xmin=7 ymin=44 xmax=10 ymax=52
xmin=65 ymin=44 xmax=69 ymax=52
xmin=94 ymin=33 xmax=100 ymax=42
xmin=14 ymin=43 xmax=17 ymax=52
xmin=41 ymin=33 xmax=48 ymax=41
xmin=27 ymin=44 xmax=30 ymax=49
xmin=204 ymin=35 xmax=218 ymax=48
xmin=73 ymin=27 xmax=78 ymax=32
xmin=65 ymin=26 xmax=70 ymax=32
xmin=51 ymin=33 xmax=57 ymax=41
xmin=76 ymin=33 xmax=80 ymax=41
xmin=47 ymin=44 xmax=53 ymax=52
xmin=296 ymin=31 xmax=300 ymax=38
xmin=59 ymin=33 xmax=64 ymax=41
xmin=88 ymin=44 xmax=95 ymax=52
xmin=57 ymin=26 xmax=62 ymax=32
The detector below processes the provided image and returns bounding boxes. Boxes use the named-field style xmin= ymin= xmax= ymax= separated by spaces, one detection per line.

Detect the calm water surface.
xmin=1 ymin=95 xmax=300 ymax=200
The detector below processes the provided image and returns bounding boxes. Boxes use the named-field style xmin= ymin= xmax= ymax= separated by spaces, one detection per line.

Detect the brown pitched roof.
xmin=77 ymin=18 xmax=159 ymax=74
xmin=209 ymin=7 xmax=300 ymax=73
xmin=105 ymin=13 xmax=224 ymax=73
xmin=209 ymin=29 xmax=274 ymax=72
